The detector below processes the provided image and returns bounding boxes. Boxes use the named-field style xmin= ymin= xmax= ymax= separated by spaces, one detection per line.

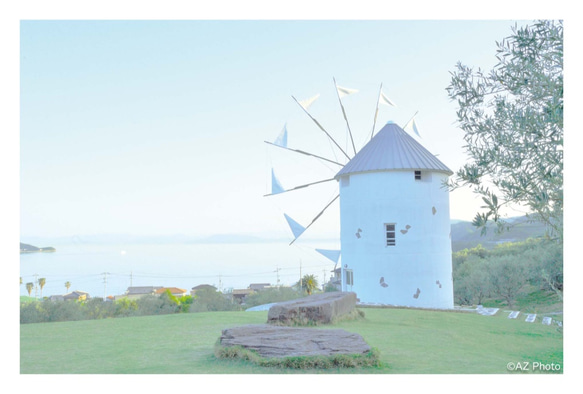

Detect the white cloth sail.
xmin=336 ymin=84 xmax=358 ymax=99
xmin=271 ymin=169 xmax=285 ymax=195
xmin=298 ymin=94 xmax=320 ymax=111
xmin=315 ymin=249 xmax=341 ymax=263
xmin=273 ymin=123 xmax=288 ymax=148
xmin=404 ymin=117 xmax=421 ymax=138
xmin=283 ymin=214 xmax=306 ymax=239
xmin=379 ymin=91 xmax=396 ymax=107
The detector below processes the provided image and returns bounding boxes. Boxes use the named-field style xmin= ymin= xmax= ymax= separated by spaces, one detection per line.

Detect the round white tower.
xmin=336 ymin=122 xmax=454 ymax=309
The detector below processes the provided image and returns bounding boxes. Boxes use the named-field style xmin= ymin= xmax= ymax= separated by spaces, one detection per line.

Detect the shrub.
xmin=114 ymin=297 xmax=139 ymax=317
xmin=190 ymin=288 xmax=241 ymax=312
xmin=244 ymin=287 xmax=303 ymax=308
xmin=135 ymin=294 xmax=178 ymax=316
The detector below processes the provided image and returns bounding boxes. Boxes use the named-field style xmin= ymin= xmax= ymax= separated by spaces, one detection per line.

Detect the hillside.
xmin=451 ymin=216 xmax=548 ymax=252
xmin=20 ymin=243 xmax=56 ymax=253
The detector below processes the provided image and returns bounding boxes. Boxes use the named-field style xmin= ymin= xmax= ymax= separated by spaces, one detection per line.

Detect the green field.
xmin=20 ymin=307 xmax=562 ymax=374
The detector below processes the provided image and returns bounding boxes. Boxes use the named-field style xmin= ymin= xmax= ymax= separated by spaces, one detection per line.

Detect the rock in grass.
xmin=219 ymin=324 xmax=371 ymax=358
xmin=267 ymin=292 xmax=357 ymax=325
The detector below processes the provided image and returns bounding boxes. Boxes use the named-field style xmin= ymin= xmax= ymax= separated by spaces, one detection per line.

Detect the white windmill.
xmin=265 ymin=79 xmax=454 ymax=309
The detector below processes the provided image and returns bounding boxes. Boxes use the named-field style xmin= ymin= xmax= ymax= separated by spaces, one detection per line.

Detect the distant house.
xmin=249 ymin=283 xmax=271 ymax=292
xmin=49 ymin=295 xmax=65 ymax=301
xmin=190 ymin=284 xmax=217 ymax=296
xmin=328 ymin=268 xmax=342 ymax=291
xmin=155 ymin=287 xmax=188 ymax=298
xmin=63 ymin=291 xmax=89 ymax=301
xmin=232 ymin=289 xmax=255 ymax=304
xmin=124 ymin=286 xmax=162 ymax=299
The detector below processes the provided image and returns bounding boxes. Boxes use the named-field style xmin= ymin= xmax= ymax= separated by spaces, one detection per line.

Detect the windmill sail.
xmin=404 ymin=116 xmax=421 ymax=138
xmin=371 ymin=83 xmax=383 ymax=140
xmin=271 ymin=169 xmax=285 ymax=195
xmin=274 ymin=124 xmax=288 ymax=148
xmin=379 ymin=91 xmax=396 ymax=107
xmin=264 ymin=177 xmax=336 ymax=197
xmin=336 ymin=84 xmax=358 ymax=98
xmin=298 ymin=94 xmax=320 ymax=111
xmin=315 ymin=249 xmax=341 ymax=263
xmin=371 ymin=87 xmax=397 ymax=140
xmin=334 ymin=77 xmax=357 ymax=156
xmin=284 ymin=214 xmax=306 ymax=240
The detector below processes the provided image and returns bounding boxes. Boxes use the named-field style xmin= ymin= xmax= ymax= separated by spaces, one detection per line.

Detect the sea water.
xmin=19 ymin=240 xmax=339 ymax=299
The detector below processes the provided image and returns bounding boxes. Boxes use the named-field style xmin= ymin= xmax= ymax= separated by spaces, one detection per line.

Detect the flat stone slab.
xmin=267 ymin=292 xmax=357 ymax=325
xmin=525 ymin=314 xmax=537 ymax=323
xmin=542 ymin=316 xmax=552 ymax=325
xmin=219 ymin=324 xmax=371 ymax=358
xmin=508 ymin=311 xmax=520 ymax=319
xmin=477 ymin=307 xmax=499 ymax=316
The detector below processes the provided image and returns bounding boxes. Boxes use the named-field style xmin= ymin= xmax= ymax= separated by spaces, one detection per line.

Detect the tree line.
xmin=453 ymin=238 xmax=562 ymax=308
xmin=20 ymin=284 xmax=317 ymax=324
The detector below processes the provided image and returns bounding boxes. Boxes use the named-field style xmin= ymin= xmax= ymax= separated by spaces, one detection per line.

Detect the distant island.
xmin=20 ymin=243 xmax=56 ymax=253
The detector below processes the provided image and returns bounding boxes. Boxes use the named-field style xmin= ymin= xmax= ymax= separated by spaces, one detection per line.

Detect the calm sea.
xmin=19 ymin=241 xmax=339 ymax=299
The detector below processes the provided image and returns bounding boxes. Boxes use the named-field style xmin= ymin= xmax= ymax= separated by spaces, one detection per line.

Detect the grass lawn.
xmin=20 ymin=307 xmax=562 ymax=374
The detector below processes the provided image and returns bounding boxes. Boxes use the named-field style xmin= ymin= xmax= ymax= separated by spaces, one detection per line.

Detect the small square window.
xmin=415 ymin=171 xmax=422 ymax=180
xmin=341 ymin=176 xmax=350 ymax=188
xmin=385 ymin=223 xmax=396 ymax=246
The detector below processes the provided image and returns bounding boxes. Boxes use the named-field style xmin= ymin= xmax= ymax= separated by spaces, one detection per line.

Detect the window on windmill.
xmin=414 ymin=170 xmax=422 ymax=180
xmin=341 ymin=176 xmax=350 ymax=188
xmin=385 ymin=223 xmax=396 ymax=246
xmin=345 ymin=270 xmax=353 ymax=286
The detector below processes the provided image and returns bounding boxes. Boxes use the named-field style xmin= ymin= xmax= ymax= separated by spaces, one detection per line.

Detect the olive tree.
xmin=447 ymin=20 xmax=563 ymax=240
xmin=488 ymin=255 xmax=529 ymax=308
xmin=453 ymin=254 xmax=492 ymax=306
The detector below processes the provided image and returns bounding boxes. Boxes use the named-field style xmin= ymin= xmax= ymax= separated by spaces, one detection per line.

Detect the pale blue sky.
xmin=19 ymin=19 xmax=534 ymax=239
xmin=5 ymin=4 xmax=578 ymax=388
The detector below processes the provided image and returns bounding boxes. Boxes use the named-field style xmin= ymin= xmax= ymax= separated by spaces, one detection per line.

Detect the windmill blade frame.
xmin=264 ymin=177 xmax=337 ymax=197
xmin=289 ymin=194 xmax=339 ymax=245
xmin=264 ymin=141 xmax=344 ymax=167
xmin=333 ymin=77 xmax=357 ymax=156
xmin=291 ymin=95 xmax=352 ymax=161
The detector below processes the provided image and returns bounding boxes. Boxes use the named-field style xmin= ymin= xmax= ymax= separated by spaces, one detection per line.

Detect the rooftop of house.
xmin=249 ymin=283 xmax=271 ymax=290
xmin=191 ymin=284 xmax=217 ymax=290
xmin=155 ymin=287 xmax=187 ymax=295
xmin=232 ymin=289 xmax=255 ymax=296
xmin=126 ymin=286 xmax=163 ymax=295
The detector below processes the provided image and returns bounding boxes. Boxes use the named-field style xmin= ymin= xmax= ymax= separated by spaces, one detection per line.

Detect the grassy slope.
xmin=20 ymin=307 xmax=562 ymax=374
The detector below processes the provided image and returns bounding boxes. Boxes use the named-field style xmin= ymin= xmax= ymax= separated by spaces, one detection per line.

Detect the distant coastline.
xmin=19 ymin=215 xmax=547 ymax=252
xmin=20 ymin=242 xmax=56 ymax=254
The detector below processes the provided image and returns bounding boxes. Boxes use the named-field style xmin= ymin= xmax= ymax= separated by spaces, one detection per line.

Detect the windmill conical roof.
xmin=335 ymin=122 xmax=453 ymax=178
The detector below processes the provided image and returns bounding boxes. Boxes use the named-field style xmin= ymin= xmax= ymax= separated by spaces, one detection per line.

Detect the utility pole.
xmin=299 ymin=260 xmax=302 ymax=291
xmin=102 ymin=272 xmax=111 ymax=300
xmin=275 ymin=266 xmax=280 ymax=287
xmin=322 ymin=269 xmax=327 ymax=291
xmin=130 ymin=271 xmax=133 ymax=287
xmin=218 ymin=274 xmax=222 ymax=293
